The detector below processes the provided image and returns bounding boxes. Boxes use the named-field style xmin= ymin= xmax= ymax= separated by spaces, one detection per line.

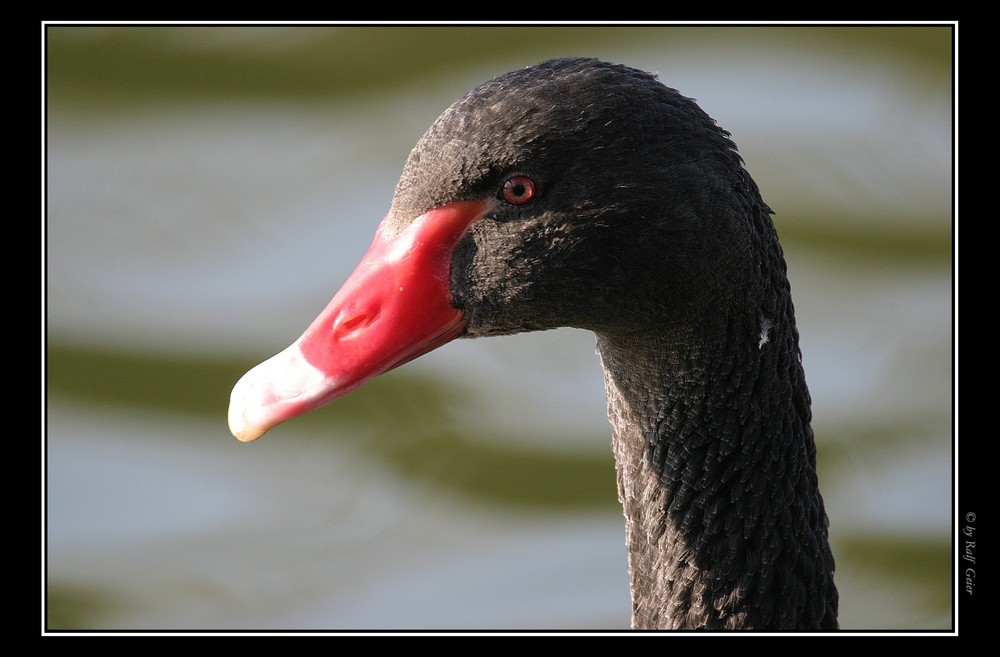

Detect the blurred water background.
xmin=44 ymin=24 xmax=955 ymax=632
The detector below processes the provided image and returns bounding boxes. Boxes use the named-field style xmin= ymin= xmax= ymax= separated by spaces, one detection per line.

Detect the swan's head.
xmin=228 ymin=57 xmax=767 ymax=442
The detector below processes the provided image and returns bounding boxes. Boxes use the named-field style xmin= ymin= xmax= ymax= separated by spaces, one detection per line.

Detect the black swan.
xmin=228 ymin=57 xmax=838 ymax=630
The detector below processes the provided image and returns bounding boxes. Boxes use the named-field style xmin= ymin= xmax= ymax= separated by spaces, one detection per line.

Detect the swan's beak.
xmin=228 ymin=199 xmax=493 ymax=442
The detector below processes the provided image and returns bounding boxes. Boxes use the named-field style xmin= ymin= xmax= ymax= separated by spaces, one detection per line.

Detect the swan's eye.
xmin=500 ymin=175 xmax=536 ymax=206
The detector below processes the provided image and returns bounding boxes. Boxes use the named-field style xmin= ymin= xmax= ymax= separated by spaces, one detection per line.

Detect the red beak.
xmin=228 ymin=199 xmax=494 ymax=442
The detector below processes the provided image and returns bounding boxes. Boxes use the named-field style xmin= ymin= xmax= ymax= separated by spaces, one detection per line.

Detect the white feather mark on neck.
xmin=758 ymin=317 xmax=772 ymax=349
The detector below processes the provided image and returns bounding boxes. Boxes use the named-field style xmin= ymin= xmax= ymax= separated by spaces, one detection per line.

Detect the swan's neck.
xmin=597 ymin=311 xmax=837 ymax=630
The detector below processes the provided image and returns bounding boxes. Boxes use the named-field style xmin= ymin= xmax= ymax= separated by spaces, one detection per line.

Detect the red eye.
xmin=500 ymin=175 xmax=536 ymax=206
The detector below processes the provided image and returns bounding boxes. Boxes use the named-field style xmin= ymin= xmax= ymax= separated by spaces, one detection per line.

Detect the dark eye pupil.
xmin=501 ymin=175 xmax=536 ymax=206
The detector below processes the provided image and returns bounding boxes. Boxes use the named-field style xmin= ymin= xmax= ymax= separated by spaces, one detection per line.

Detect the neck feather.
xmin=597 ymin=302 xmax=838 ymax=630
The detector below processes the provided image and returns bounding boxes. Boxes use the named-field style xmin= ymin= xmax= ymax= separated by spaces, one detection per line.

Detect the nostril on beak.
xmin=334 ymin=310 xmax=377 ymax=337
